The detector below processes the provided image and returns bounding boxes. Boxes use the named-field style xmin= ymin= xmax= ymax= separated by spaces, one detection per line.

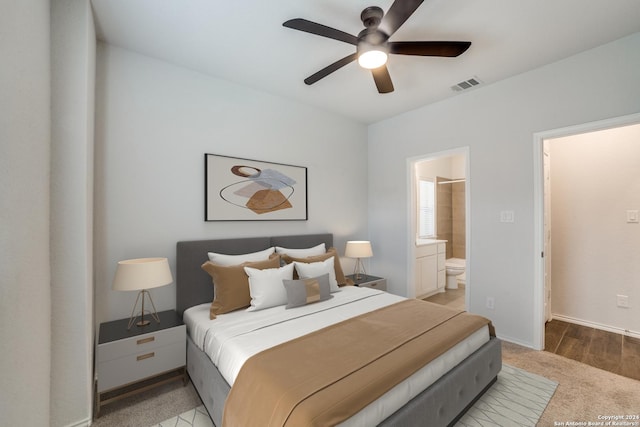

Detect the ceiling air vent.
xmin=451 ymin=76 xmax=482 ymax=92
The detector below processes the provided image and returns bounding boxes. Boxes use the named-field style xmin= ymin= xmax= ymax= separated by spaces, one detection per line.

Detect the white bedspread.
xmin=184 ymin=286 xmax=489 ymax=427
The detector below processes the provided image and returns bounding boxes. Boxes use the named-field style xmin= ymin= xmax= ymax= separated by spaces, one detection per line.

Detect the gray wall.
xmin=93 ymin=44 xmax=370 ymax=324
xmin=50 ymin=0 xmax=96 ymax=424
xmin=367 ymin=33 xmax=640 ymax=347
xmin=0 ymin=1 xmax=52 ymax=425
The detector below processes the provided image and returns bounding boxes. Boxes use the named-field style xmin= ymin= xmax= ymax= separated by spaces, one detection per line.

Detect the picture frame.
xmin=205 ymin=154 xmax=308 ymax=221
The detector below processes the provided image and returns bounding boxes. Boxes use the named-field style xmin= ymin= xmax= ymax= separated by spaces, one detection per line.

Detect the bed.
xmin=176 ymin=233 xmax=501 ymax=427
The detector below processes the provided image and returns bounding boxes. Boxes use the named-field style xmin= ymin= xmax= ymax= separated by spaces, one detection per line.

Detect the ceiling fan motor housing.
xmin=361 ymin=6 xmax=384 ymax=28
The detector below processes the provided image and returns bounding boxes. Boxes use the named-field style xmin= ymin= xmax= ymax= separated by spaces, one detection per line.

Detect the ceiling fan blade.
xmin=304 ymin=53 xmax=358 ymax=85
xmin=371 ymin=65 xmax=394 ymax=93
xmin=378 ymin=0 xmax=424 ymax=38
xmin=283 ymin=18 xmax=358 ymax=45
xmin=389 ymin=41 xmax=471 ymax=57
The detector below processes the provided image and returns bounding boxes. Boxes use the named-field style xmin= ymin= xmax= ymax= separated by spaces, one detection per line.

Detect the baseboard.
xmin=66 ymin=417 xmax=91 ymax=427
xmin=496 ymin=333 xmax=537 ymax=350
xmin=552 ymin=313 xmax=640 ymax=339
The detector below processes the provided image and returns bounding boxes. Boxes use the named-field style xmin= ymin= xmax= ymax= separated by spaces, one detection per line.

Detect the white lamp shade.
xmin=112 ymin=257 xmax=173 ymax=291
xmin=345 ymin=241 xmax=373 ymax=258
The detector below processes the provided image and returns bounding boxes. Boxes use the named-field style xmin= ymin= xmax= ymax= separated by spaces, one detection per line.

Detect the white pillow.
xmin=275 ymin=243 xmax=326 ymax=258
xmin=244 ymin=263 xmax=294 ymax=311
xmin=208 ymin=247 xmax=275 ymax=266
xmin=294 ymin=257 xmax=340 ymax=293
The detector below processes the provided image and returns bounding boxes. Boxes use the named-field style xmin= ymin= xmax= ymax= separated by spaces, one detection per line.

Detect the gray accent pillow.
xmin=282 ymin=273 xmax=333 ymax=309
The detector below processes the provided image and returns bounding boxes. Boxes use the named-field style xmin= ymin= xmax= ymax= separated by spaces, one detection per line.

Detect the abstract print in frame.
xmin=205 ymin=154 xmax=308 ymax=221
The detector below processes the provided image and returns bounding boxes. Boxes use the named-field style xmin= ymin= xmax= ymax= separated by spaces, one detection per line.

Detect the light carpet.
xmin=154 ymin=364 xmax=556 ymax=427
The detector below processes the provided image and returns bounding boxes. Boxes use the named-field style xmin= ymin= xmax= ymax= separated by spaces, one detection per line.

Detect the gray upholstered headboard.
xmin=175 ymin=233 xmax=333 ymax=316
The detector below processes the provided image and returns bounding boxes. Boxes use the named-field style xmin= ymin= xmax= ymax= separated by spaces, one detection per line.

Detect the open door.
xmin=543 ymin=144 xmax=552 ymax=322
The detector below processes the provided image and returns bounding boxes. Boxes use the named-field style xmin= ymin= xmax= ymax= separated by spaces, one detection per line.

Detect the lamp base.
xmin=353 ymin=258 xmax=368 ymax=281
xmin=127 ymin=289 xmax=160 ymax=330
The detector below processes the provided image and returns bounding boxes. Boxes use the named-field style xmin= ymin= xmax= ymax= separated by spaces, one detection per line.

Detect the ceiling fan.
xmin=283 ymin=0 xmax=471 ymax=94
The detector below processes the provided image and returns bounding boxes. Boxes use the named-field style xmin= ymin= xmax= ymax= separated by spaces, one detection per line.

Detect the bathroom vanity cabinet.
xmin=415 ymin=240 xmax=446 ymax=298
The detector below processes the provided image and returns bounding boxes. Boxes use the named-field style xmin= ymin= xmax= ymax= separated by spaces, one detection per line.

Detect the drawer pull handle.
xmin=137 ymin=336 xmax=155 ymax=345
xmin=137 ymin=352 xmax=155 ymax=361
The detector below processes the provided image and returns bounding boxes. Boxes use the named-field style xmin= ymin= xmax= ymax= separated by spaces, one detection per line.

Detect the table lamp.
xmin=345 ymin=241 xmax=373 ymax=281
xmin=112 ymin=257 xmax=173 ymax=330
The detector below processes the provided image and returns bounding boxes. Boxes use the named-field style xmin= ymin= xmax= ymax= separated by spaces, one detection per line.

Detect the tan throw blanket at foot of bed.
xmin=222 ymin=299 xmax=494 ymax=427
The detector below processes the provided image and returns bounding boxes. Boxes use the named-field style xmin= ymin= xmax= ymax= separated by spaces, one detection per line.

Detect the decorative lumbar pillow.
xmin=293 ymin=257 xmax=340 ymax=293
xmin=275 ymin=243 xmax=326 ymax=258
xmin=207 ymin=247 xmax=275 ymax=266
xmin=282 ymin=247 xmax=347 ymax=286
xmin=283 ymin=273 xmax=332 ymax=309
xmin=201 ymin=255 xmax=280 ymax=319
xmin=244 ymin=263 xmax=295 ymax=311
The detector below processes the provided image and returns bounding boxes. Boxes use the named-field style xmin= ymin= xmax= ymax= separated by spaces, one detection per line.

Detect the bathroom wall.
xmin=435 ymin=179 xmax=465 ymax=259
xmin=416 ymin=154 xmax=466 ymax=260
xmin=452 ymin=181 xmax=466 ymax=258
xmin=436 ymin=177 xmax=453 ymax=258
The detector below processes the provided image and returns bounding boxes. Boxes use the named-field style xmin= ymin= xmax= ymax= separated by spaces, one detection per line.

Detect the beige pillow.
xmin=201 ymin=255 xmax=280 ymax=319
xmin=282 ymin=247 xmax=347 ymax=286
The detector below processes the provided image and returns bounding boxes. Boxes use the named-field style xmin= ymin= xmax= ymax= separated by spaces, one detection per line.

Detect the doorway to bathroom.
xmin=409 ymin=148 xmax=470 ymax=311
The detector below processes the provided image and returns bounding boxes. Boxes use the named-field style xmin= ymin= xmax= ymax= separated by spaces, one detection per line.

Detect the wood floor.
xmin=545 ymin=319 xmax=640 ymax=381
xmin=423 ymin=285 xmax=465 ymax=311
xmin=423 ymin=290 xmax=640 ymax=382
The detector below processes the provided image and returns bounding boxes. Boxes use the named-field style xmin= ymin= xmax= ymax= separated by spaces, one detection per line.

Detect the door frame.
xmin=406 ymin=146 xmax=470 ymax=307
xmin=532 ymin=112 xmax=640 ymax=350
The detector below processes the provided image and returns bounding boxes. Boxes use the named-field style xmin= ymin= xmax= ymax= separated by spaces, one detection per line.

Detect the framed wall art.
xmin=205 ymin=154 xmax=308 ymax=221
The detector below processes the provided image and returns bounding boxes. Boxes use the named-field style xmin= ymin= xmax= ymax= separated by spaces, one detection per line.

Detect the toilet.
xmin=445 ymin=258 xmax=465 ymax=289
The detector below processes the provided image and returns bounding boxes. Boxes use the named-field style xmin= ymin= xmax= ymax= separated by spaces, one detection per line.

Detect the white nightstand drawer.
xmin=97 ymin=340 xmax=185 ymax=392
xmin=363 ymin=280 xmax=387 ymax=291
xmin=98 ymin=325 xmax=185 ymax=363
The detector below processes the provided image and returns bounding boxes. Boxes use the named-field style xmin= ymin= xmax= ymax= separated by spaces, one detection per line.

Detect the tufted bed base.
xmin=176 ymin=234 xmax=501 ymax=427
xmin=187 ymin=334 xmax=501 ymax=427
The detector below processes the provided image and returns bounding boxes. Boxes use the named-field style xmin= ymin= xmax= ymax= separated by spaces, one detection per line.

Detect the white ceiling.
xmin=91 ymin=0 xmax=640 ymax=124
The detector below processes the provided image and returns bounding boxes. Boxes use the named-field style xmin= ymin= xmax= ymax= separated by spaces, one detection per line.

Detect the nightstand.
xmin=95 ymin=310 xmax=186 ymax=417
xmin=347 ymin=274 xmax=387 ymax=291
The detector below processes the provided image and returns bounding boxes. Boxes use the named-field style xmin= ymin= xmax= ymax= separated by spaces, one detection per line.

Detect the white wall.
xmin=451 ymin=154 xmax=466 ymax=178
xmin=367 ymin=32 xmax=640 ymax=347
xmin=50 ymin=0 xmax=96 ymax=425
xmin=94 ymin=44 xmax=369 ymax=324
xmin=0 ymin=0 xmax=52 ymax=425
xmin=550 ymin=124 xmax=640 ymax=334
xmin=416 ymin=156 xmax=453 ymax=179
xmin=415 ymin=154 xmax=466 ymax=180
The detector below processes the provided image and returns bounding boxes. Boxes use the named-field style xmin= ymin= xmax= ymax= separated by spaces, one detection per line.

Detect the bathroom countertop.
xmin=415 ymin=238 xmax=448 ymax=246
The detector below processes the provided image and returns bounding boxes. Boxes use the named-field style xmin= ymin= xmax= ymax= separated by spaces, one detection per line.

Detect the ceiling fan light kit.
xmin=357 ymin=44 xmax=389 ymax=69
xmin=283 ymin=0 xmax=471 ymax=94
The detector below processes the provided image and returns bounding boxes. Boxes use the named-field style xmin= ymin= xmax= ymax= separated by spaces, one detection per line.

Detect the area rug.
xmin=153 ymin=364 xmax=557 ymax=427
xmin=455 ymin=363 xmax=558 ymax=426
xmin=153 ymin=405 xmax=213 ymax=427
